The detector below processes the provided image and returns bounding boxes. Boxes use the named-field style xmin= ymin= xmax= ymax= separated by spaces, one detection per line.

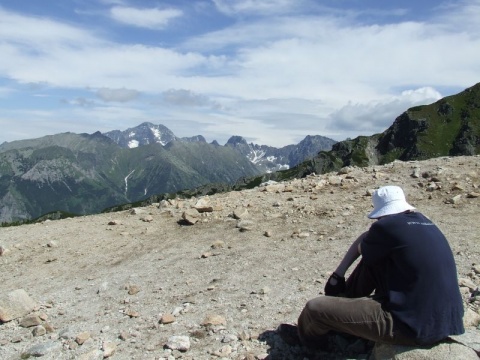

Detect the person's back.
xmin=363 ymin=211 xmax=464 ymax=344
xmin=279 ymin=185 xmax=465 ymax=351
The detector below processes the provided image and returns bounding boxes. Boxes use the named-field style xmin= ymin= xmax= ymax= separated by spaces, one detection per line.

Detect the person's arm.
xmin=333 ymin=231 xmax=367 ymax=277
xmin=324 ymin=231 xmax=367 ymax=295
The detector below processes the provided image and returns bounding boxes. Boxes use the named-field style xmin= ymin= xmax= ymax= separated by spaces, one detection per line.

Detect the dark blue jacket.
xmin=362 ymin=212 xmax=464 ymax=344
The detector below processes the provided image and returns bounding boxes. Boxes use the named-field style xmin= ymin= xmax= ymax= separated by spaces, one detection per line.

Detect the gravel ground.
xmin=1 ymin=155 xmax=479 ymax=360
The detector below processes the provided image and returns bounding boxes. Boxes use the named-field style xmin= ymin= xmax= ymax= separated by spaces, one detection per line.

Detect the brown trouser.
xmin=297 ymin=260 xmax=417 ymax=347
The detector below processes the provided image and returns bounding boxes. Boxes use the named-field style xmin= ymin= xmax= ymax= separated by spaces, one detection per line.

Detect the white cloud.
xmin=435 ymin=0 xmax=480 ymax=35
xmin=109 ymin=6 xmax=183 ymax=29
xmin=1 ymin=1 xmax=480 ymax=146
xmin=0 ymin=8 xmax=101 ymax=50
xmin=212 ymin=0 xmax=306 ymax=16
xmin=96 ymin=88 xmax=140 ymax=102
xmin=0 ymin=86 xmax=14 ymax=98
xmin=161 ymin=89 xmax=220 ymax=109
xmin=328 ymin=87 xmax=443 ymax=137
xmin=62 ymin=97 xmax=96 ymax=107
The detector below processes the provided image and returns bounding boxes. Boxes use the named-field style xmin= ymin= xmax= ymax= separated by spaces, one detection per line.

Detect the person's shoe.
xmin=276 ymin=323 xmax=302 ymax=346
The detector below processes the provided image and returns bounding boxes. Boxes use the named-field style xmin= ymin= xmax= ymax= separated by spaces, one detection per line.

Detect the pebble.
xmin=22 ymin=341 xmax=62 ymax=357
xmin=165 ymin=335 xmax=191 ymax=352
xmin=32 ymin=325 xmax=46 ymax=337
xmin=160 ymin=314 xmax=176 ymax=324
xmin=102 ymin=341 xmax=116 ymax=358
xmin=75 ymin=331 xmax=91 ymax=345
xmin=20 ymin=314 xmax=42 ymax=328
xmin=201 ymin=314 xmax=226 ymax=326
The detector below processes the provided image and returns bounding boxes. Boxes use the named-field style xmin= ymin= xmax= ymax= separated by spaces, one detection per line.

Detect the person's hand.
xmin=324 ymin=272 xmax=346 ymax=296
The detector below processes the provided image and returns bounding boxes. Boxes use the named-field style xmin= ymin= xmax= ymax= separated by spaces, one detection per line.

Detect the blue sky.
xmin=1 ymin=0 xmax=479 ymax=147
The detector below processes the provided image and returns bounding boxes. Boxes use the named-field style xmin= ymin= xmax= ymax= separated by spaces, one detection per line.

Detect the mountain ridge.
xmin=103 ymin=122 xmax=337 ymax=173
xmin=0 ymin=126 xmax=334 ymax=223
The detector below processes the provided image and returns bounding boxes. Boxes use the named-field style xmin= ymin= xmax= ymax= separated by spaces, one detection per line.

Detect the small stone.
xmin=182 ymin=209 xmax=200 ymax=225
xmin=47 ymin=240 xmax=58 ymax=248
xmin=11 ymin=336 xmax=22 ymax=343
xmin=127 ymin=285 xmax=140 ymax=295
xmin=20 ymin=314 xmax=42 ymax=328
xmin=238 ymin=330 xmax=251 ymax=341
xmin=365 ymin=189 xmax=375 ymax=196
xmin=411 ymin=168 xmax=421 ymax=178
xmin=125 ymin=309 xmax=140 ymax=318
xmin=237 ymin=220 xmax=254 ymax=232
xmin=264 ymin=183 xmax=285 ymax=193
xmin=259 ymin=287 xmax=271 ymax=295
xmin=447 ymin=194 xmax=462 ymax=204
xmin=59 ymin=327 xmax=76 ymax=340
xmin=233 ymin=208 xmax=249 ymax=220
xmin=108 ymin=220 xmax=120 ymax=225
xmin=212 ymin=345 xmax=232 ymax=357
xmin=467 ymin=192 xmax=480 ymax=198
xmin=141 ymin=215 xmax=154 ymax=222
xmin=171 ymin=306 xmax=183 ymax=316
xmin=160 ymin=314 xmax=175 ymax=324
xmin=44 ymin=323 xmax=55 ymax=333
xmin=452 ymin=184 xmax=465 ymax=191
xmin=32 ymin=325 xmax=47 ymax=337
xmin=463 ymin=308 xmax=480 ymax=327
xmin=459 ymin=278 xmax=477 ymax=291
xmin=201 ymin=314 xmax=226 ymax=326
xmin=130 ymin=208 xmax=147 ymax=215
xmin=222 ymin=334 xmax=238 ymax=343
xmin=23 ymin=341 xmax=62 ymax=358
xmin=194 ymin=198 xmax=214 ymax=213
xmin=256 ymin=353 xmax=269 ymax=360
xmin=211 ymin=240 xmax=225 ymax=249
xmin=165 ymin=335 xmax=191 ymax=352
xmin=264 ymin=230 xmax=273 ymax=237
xmin=102 ymin=341 xmax=116 ymax=358
xmin=76 ymin=331 xmax=91 ymax=345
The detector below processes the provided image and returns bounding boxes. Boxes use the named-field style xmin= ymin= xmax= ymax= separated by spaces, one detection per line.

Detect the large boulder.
xmin=0 ymin=289 xmax=37 ymax=322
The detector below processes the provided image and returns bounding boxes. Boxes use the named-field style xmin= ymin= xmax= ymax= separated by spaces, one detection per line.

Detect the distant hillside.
xmin=0 ymin=133 xmax=260 ymax=223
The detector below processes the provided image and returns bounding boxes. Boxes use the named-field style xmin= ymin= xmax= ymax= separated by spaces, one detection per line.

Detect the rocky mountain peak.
xmin=104 ymin=122 xmax=177 ymax=148
xmin=225 ymin=136 xmax=249 ymax=146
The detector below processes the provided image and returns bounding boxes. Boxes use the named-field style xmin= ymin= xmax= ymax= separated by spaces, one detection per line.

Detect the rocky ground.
xmin=1 ymin=155 xmax=480 ymax=360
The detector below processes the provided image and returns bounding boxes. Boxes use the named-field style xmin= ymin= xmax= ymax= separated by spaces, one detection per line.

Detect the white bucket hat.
xmin=368 ymin=185 xmax=415 ymax=219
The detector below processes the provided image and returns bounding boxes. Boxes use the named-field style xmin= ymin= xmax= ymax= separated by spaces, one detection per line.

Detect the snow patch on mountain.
xmin=128 ymin=140 xmax=139 ymax=148
xmin=247 ymin=148 xmax=266 ymax=164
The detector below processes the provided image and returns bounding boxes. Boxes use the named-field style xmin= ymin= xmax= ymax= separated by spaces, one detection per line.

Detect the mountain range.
xmin=0 ymin=125 xmax=335 ymax=223
xmin=1 ymin=82 xmax=479 ymax=224
xmin=102 ymin=123 xmax=336 ymax=173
